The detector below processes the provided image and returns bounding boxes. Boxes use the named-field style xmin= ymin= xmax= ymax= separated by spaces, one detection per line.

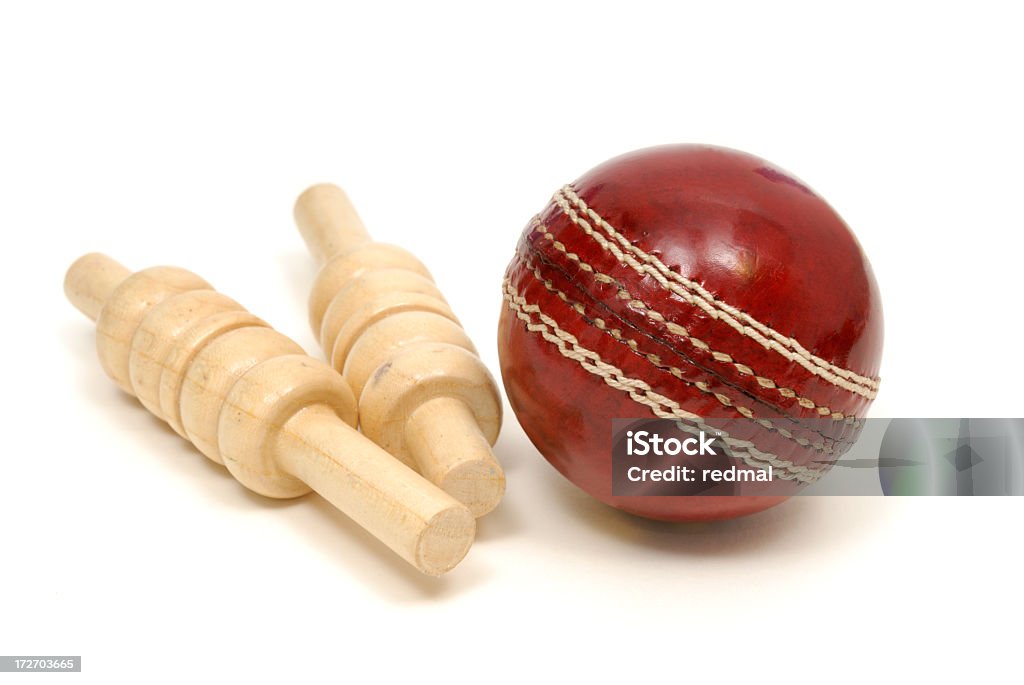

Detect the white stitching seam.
xmin=552 ymin=186 xmax=880 ymax=399
xmin=530 ymin=217 xmax=864 ymax=424
xmin=503 ymin=279 xmax=827 ymax=483
xmin=523 ymin=259 xmax=852 ymax=455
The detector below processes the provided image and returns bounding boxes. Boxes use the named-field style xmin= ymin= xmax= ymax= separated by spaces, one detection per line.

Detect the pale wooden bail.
xmin=294 ymin=185 xmax=506 ymax=517
xmin=65 ymin=254 xmax=475 ymax=576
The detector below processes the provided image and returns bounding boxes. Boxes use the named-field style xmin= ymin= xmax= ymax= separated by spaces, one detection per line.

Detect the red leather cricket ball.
xmin=497 ymin=145 xmax=883 ymax=521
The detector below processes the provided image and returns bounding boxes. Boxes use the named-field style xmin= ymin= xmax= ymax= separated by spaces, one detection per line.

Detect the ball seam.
xmin=531 ymin=217 xmax=866 ymax=422
xmin=553 ymin=185 xmax=880 ymax=396
xmin=503 ymin=280 xmax=828 ymax=483
xmin=521 ymin=258 xmax=853 ymax=456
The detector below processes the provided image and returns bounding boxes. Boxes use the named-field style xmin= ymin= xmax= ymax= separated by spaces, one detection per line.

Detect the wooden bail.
xmin=65 ymin=253 xmax=475 ymax=576
xmin=294 ymin=184 xmax=506 ymax=517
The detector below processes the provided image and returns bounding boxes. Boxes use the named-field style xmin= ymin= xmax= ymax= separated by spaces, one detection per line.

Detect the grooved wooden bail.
xmin=294 ymin=184 xmax=506 ymax=517
xmin=64 ymin=253 xmax=475 ymax=576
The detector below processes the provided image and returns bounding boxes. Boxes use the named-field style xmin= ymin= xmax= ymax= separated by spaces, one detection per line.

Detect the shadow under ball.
xmin=498 ymin=145 xmax=884 ymax=521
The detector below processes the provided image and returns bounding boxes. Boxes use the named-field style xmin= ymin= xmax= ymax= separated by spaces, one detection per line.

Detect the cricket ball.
xmin=497 ymin=145 xmax=883 ymax=521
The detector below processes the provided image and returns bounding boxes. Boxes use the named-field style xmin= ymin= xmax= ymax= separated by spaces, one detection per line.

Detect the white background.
xmin=2 ymin=2 xmax=1022 ymax=683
